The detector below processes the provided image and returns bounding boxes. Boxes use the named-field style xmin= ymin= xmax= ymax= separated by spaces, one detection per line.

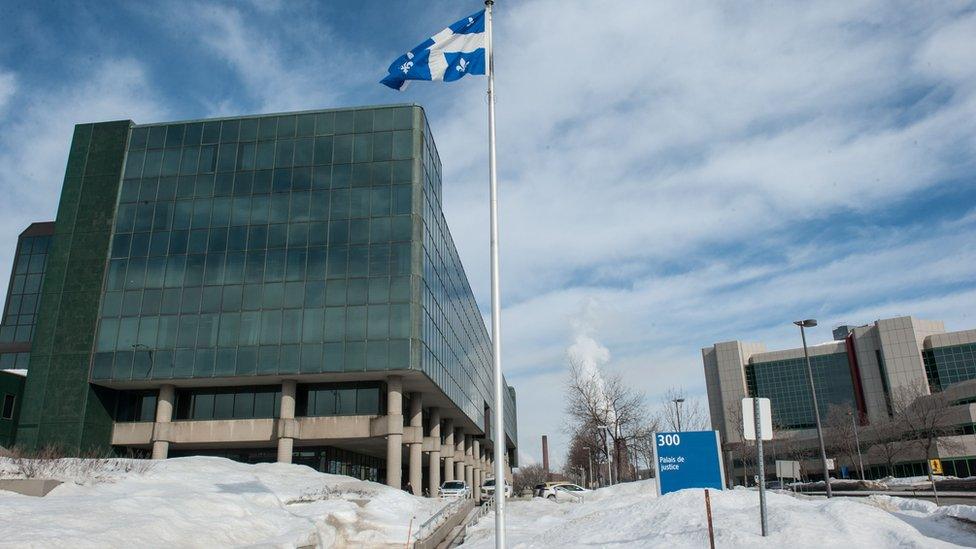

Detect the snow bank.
xmin=877 ymin=475 xmax=953 ymax=488
xmin=463 ymin=484 xmax=976 ymax=548
xmin=865 ymin=494 xmax=938 ymax=514
xmin=0 ymin=456 xmax=442 ymax=547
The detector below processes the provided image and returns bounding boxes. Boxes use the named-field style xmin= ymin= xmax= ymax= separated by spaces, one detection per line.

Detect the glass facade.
xmin=0 ymin=225 xmax=53 ymax=372
xmin=174 ymin=386 xmax=282 ymax=421
xmin=0 ymin=233 xmax=51 ymax=346
xmin=745 ymin=352 xmax=855 ymax=429
xmin=81 ymin=105 xmax=516 ymax=448
xmin=170 ymin=446 xmax=384 ymax=482
xmin=418 ymin=115 xmax=518 ymax=445
xmin=297 ymin=381 xmax=383 ymax=416
xmin=0 ymin=372 xmax=25 ymax=447
xmin=92 ymin=106 xmax=416 ymax=382
xmin=923 ymin=343 xmax=976 ymax=392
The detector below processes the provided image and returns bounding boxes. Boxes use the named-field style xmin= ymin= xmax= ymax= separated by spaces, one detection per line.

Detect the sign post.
xmin=653 ymin=430 xmax=726 ymax=495
xmin=742 ymin=397 xmax=772 ymax=537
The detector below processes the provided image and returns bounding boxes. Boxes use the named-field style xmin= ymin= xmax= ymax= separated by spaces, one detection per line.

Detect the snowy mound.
xmin=463 ymin=486 xmax=976 ymax=548
xmin=0 ymin=456 xmax=442 ymax=547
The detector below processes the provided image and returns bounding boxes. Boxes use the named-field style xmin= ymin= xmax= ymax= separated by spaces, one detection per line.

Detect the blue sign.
xmin=654 ymin=430 xmax=725 ymax=495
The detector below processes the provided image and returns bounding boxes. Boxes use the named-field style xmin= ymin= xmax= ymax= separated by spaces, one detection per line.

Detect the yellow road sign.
xmin=929 ymin=459 xmax=943 ymax=475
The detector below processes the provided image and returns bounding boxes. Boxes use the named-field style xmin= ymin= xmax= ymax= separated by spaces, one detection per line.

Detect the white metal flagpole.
xmin=485 ymin=1 xmax=506 ymax=547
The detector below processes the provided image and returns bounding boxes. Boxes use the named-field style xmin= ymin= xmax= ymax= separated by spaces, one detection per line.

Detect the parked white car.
xmin=551 ymin=483 xmax=589 ymax=502
xmin=480 ymin=478 xmax=513 ymax=499
xmin=438 ymin=480 xmax=471 ymax=499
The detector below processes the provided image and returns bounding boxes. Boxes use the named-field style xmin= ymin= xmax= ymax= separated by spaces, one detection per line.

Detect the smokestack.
xmin=542 ymin=435 xmax=550 ymax=479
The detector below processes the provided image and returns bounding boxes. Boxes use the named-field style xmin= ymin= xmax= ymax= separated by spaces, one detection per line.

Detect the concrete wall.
xmin=877 ymin=316 xmax=944 ymax=397
xmin=113 ymin=416 xmax=379 ymax=447
xmin=926 ymin=329 xmax=976 ymax=349
xmin=702 ymin=340 xmax=765 ymax=444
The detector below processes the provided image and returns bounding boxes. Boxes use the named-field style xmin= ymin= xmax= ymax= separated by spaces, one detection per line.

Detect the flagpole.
xmin=485 ymin=1 xmax=506 ymax=547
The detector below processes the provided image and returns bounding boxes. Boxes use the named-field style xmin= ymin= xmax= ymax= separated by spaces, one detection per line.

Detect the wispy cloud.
xmin=0 ymin=57 xmax=167 ymax=306
xmin=139 ymin=1 xmax=381 ymax=115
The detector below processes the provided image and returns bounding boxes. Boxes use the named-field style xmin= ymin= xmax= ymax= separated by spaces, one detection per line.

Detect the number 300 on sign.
xmin=657 ymin=434 xmax=681 ymax=446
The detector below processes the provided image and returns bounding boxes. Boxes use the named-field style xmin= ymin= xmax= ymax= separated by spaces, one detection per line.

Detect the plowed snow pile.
xmin=0 ymin=456 xmax=440 ymax=547
xmin=462 ymin=480 xmax=976 ymax=548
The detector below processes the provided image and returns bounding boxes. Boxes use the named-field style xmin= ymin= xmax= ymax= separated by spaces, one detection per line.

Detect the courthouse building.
xmin=704 ymin=316 xmax=976 ymax=480
xmin=0 ymin=104 xmax=518 ymax=497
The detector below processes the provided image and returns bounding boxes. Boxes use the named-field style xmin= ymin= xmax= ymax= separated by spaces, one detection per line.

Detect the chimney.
xmin=542 ymin=435 xmax=550 ymax=479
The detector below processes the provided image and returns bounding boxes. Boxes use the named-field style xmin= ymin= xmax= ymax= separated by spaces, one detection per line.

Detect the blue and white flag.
xmin=381 ymin=9 xmax=486 ymax=91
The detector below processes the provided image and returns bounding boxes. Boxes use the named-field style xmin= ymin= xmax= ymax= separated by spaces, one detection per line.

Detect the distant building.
xmin=1 ymin=105 xmax=517 ymax=498
xmin=703 ymin=316 xmax=976 ymax=480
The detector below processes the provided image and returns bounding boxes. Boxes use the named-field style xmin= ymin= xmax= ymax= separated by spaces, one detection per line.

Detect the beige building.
xmin=703 ymin=315 xmax=976 ymax=480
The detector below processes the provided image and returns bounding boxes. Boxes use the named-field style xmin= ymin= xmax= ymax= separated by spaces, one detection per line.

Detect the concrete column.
xmin=428 ymin=407 xmax=441 ymax=497
xmin=277 ymin=380 xmax=297 ymax=464
xmin=408 ymin=392 xmax=423 ymax=496
xmin=151 ymin=384 xmax=175 ymax=459
xmin=386 ymin=376 xmax=404 ymax=489
xmin=443 ymin=419 xmax=455 ymax=482
xmin=455 ymin=428 xmax=465 ymax=482
xmin=473 ymin=439 xmax=482 ymax=502
xmin=464 ymin=434 xmax=473 ymax=494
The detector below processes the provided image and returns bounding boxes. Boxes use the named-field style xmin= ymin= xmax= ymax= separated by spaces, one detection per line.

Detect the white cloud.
xmin=143 ymin=2 xmax=379 ymax=115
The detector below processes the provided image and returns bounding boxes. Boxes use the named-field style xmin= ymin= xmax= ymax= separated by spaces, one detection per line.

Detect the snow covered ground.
xmin=0 ymin=456 xmax=441 ymax=547
xmin=3 ymin=458 xmax=975 ymax=548
xmin=462 ymin=480 xmax=976 ymax=548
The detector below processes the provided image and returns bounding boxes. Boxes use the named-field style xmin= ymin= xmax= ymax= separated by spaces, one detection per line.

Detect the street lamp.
xmin=848 ymin=410 xmax=866 ymax=480
xmin=794 ymin=319 xmax=832 ymax=498
xmin=673 ymin=398 xmax=685 ymax=432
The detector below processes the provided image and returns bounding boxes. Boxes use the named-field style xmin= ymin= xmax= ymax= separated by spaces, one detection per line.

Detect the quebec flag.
xmin=381 ymin=10 xmax=486 ymax=91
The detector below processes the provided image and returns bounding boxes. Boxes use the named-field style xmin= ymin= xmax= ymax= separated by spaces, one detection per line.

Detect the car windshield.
xmin=484 ymin=479 xmax=495 ymax=486
xmin=443 ymin=481 xmax=465 ymax=489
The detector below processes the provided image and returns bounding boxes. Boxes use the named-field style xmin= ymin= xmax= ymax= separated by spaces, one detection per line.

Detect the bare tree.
xmin=564 ymin=426 xmax=604 ymax=486
xmin=892 ymin=382 xmax=963 ymax=489
xmin=564 ymin=358 xmax=647 ymax=482
xmin=512 ymin=464 xmax=548 ymax=496
xmin=657 ymin=387 xmax=710 ymax=432
xmin=823 ymin=403 xmax=864 ymax=479
xmin=864 ymin=414 xmax=909 ymax=478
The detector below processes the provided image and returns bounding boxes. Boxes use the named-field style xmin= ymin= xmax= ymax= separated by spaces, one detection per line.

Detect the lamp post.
xmin=583 ymin=446 xmax=593 ymax=488
xmin=673 ymin=398 xmax=685 ymax=432
xmin=849 ymin=410 xmax=866 ymax=480
xmin=795 ymin=319 xmax=832 ymax=498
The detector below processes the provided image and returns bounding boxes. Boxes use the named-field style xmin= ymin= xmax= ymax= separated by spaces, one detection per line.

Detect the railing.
xmin=413 ymin=496 xmax=468 ymax=542
xmin=462 ymin=494 xmax=494 ymax=531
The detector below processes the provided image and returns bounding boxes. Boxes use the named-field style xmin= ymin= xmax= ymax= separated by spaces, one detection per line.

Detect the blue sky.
xmin=1 ymin=0 xmax=975 ymax=466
